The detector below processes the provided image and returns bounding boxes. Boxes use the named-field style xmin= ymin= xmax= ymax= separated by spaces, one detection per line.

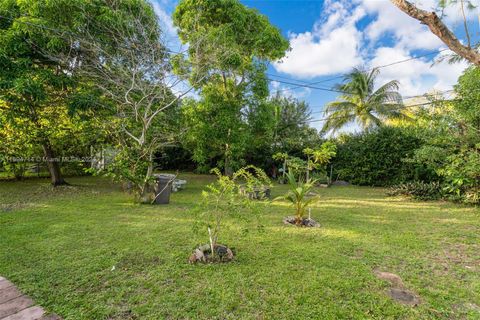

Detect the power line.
xmin=270 ymin=48 xmax=451 ymax=95
xmin=266 ymin=73 xmax=316 ymax=84
xmin=306 ymin=89 xmax=455 ymax=113
xmin=267 ymin=77 xmax=346 ymax=93
xmin=304 ymin=100 xmax=451 ymax=125
xmin=0 ymin=10 xmax=458 ymax=108
xmin=1 ymin=11 xmax=452 ymax=90
xmin=265 ymin=76 xmax=455 ymax=100
xmin=1 ymin=11 xmax=451 ymax=92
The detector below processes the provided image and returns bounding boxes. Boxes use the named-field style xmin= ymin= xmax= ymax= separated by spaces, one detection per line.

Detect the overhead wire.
xmin=0 ymin=9 xmax=461 ymax=129
xmin=303 ymin=100 xmax=452 ymax=125
xmin=268 ymin=48 xmax=451 ymax=95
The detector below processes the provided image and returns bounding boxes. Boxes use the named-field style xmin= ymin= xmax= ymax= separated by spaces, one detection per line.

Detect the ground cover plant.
xmin=387 ymin=181 xmax=443 ymax=201
xmin=1 ymin=175 xmax=479 ymax=319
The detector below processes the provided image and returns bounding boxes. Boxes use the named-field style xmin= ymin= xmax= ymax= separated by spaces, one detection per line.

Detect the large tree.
xmin=65 ymin=1 xmax=194 ymax=201
xmin=0 ymin=1 xmax=73 ymax=185
xmin=322 ymin=68 xmax=406 ymax=134
xmin=238 ymin=93 xmax=321 ymax=170
xmin=173 ymin=0 xmax=289 ymax=174
xmin=0 ymin=0 xmax=121 ymax=185
xmin=0 ymin=0 xmax=186 ymax=199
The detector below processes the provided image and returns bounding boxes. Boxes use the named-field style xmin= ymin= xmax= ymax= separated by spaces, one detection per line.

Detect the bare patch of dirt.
xmin=388 ymin=288 xmax=421 ymax=306
xmin=428 ymin=243 xmax=480 ymax=276
xmin=373 ymin=268 xmax=420 ymax=306
xmin=373 ymin=269 xmax=405 ymax=288
xmin=115 ymin=252 xmax=164 ymax=272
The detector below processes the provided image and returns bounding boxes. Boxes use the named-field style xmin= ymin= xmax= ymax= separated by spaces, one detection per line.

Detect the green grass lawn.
xmin=0 ymin=175 xmax=479 ymax=319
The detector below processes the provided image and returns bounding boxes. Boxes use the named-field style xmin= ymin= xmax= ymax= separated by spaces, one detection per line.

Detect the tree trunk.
xmin=224 ymin=154 xmax=233 ymax=177
xmin=42 ymin=143 xmax=66 ymax=186
xmin=306 ymin=156 xmax=310 ymax=182
xmin=224 ymin=129 xmax=233 ymax=177
xmin=140 ymin=151 xmax=154 ymax=203
xmin=224 ymin=141 xmax=233 ymax=177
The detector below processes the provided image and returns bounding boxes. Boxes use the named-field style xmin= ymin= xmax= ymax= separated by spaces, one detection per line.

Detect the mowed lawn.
xmin=0 ymin=175 xmax=479 ymax=319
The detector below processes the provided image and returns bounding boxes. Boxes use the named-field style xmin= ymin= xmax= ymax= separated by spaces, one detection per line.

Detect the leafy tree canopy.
xmin=173 ymin=0 xmax=289 ymax=90
xmin=173 ymin=0 xmax=289 ymax=173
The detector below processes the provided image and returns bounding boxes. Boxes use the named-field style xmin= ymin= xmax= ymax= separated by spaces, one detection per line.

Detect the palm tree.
xmin=321 ymin=68 xmax=407 ymax=134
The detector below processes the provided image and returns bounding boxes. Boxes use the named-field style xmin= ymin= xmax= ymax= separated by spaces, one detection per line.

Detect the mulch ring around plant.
xmin=188 ymin=244 xmax=234 ymax=264
xmin=283 ymin=216 xmax=320 ymax=227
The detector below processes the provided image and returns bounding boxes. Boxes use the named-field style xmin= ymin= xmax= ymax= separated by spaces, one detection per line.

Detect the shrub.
xmin=387 ymin=181 xmax=442 ymax=200
xmin=333 ymin=126 xmax=435 ymax=186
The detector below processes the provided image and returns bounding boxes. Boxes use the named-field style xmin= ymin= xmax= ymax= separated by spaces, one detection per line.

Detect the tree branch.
xmin=390 ymin=0 xmax=480 ymax=65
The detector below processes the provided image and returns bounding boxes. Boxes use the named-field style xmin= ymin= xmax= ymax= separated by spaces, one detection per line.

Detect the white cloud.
xmin=150 ymin=0 xmax=188 ymax=53
xmin=361 ymin=0 xmax=471 ymax=97
xmin=273 ymin=0 xmax=365 ymax=78
xmin=370 ymin=46 xmax=469 ymax=97
xmin=361 ymin=0 xmax=442 ymax=51
xmin=272 ymin=0 xmax=471 ymax=100
xmin=361 ymin=0 xmax=477 ymax=51
xmin=151 ymin=1 xmax=176 ymax=37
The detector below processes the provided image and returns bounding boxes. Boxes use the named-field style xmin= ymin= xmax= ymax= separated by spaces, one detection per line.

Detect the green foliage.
xmin=267 ymin=94 xmax=320 ymax=154
xmin=322 ymin=68 xmax=408 ymax=134
xmin=272 ymin=152 xmax=289 ymax=162
xmin=275 ymin=171 xmax=318 ymax=225
xmin=173 ymin=0 xmax=289 ymax=86
xmin=333 ymin=126 xmax=431 ymax=186
xmin=407 ymin=67 xmax=480 ymax=204
xmin=272 ymin=152 xmax=288 ymax=179
xmin=285 ymin=156 xmax=307 ymax=178
xmin=99 ymin=147 xmax=153 ymax=202
xmin=180 ymin=95 xmax=248 ymax=173
xmin=312 ymin=141 xmax=337 ymax=166
xmin=455 ymin=67 xmax=480 ymax=129
xmin=164 ymin=84 xmax=318 ymax=175
xmin=0 ymin=0 xmax=122 ymax=184
xmin=236 ymin=165 xmax=272 ymax=194
xmin=387 ymin=181 xmax=442 ymax=200
xmin=242 ymin=94 xmax=322 ymax=172
xmin=271 ymin=142 xmax=336 ymax=183
xmin=303 ymin=141 xmax=337 ymax=181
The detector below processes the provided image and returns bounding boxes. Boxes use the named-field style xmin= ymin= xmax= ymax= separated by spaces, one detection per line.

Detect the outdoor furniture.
xmin=172 ymin=179 xmax=187 ymax=192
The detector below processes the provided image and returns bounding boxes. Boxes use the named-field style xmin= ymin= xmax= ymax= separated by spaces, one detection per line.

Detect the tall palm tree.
xmin=321 ymin=68 xmax=406 ymax=134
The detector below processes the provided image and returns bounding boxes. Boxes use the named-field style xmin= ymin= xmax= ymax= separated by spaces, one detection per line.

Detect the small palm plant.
xmin=277 ymin=171 xmax=318 ymax=225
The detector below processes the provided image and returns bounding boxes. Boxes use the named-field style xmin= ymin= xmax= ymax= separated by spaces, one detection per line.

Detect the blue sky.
xmin=152 ymin=0 xmax=474 ymax=131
